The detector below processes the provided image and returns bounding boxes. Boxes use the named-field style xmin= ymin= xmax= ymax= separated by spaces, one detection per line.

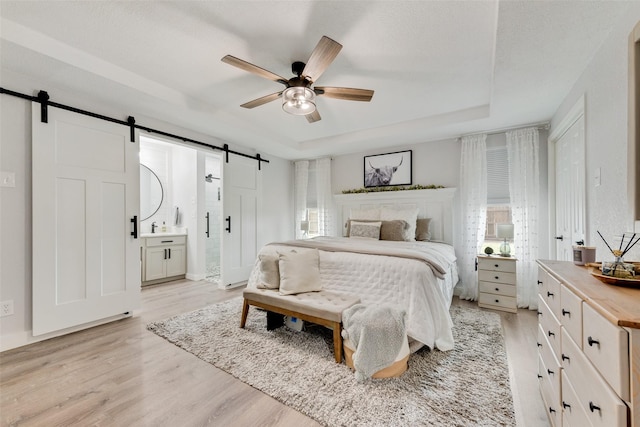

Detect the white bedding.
xmin=246 ymin=237 xmax=459 ymax=351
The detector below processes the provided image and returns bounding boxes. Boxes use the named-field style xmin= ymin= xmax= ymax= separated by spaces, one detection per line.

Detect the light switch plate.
xmin=0 ymin=171 xmax=16 ymax=188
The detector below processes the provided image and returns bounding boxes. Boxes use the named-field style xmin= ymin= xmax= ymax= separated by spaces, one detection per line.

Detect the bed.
xmin=245 ymin=188 xmax=459 ymax=352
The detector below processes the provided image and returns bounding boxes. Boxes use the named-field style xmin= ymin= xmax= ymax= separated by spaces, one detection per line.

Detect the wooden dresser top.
xmin=537 ymin=260 xmax=640 ymax=329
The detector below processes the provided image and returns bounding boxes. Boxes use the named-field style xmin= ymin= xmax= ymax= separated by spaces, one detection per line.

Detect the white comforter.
xmin=246 ymin=237 xmax=458 ymax=351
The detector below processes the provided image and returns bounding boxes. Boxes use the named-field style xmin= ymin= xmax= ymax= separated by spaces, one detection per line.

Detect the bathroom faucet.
xmin=151 ymin=221 xmax=157 ymax=234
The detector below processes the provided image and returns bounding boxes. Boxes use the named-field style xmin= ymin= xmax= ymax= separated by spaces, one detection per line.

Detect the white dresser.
xmin=537 ymin=260 xmax=640 ymax=427
xmin=477 ymin=255 xmax=517 ymax=313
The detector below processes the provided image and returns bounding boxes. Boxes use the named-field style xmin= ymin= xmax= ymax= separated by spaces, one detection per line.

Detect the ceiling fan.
xmin=221 ymin=36 xmax=374 ymax=123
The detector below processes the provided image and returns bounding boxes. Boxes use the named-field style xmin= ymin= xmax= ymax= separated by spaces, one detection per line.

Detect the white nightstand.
xmin=477 ymin=255 xmax=517 ymax=313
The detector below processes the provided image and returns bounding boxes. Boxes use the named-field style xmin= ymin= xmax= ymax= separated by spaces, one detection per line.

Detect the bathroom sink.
xmin=141 ymin=228 xmax=187 ymax=238
xmin=141 ymin=232 xmax=187 ymax=238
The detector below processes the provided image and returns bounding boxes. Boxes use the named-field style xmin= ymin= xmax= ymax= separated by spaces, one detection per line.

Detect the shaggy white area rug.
xmin=147 ymin=298 xmax=515 ymax=427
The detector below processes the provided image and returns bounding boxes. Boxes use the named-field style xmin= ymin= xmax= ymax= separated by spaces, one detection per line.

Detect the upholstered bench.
xmin=240 ymin=288 xmax=360 ymax=363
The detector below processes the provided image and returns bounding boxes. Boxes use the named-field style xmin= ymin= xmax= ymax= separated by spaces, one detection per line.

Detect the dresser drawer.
xmin=561 ymin=371 xmax=592 ymax=427
xmin=478 ymin=270 xmax=516 ymax=285
xmin=538 ymin=324 xmax=561 ymax=398
xmin=479 ymin=281 xmax=517 ymax=297
xmin=561 ymin=328 xmax=628 ymax=427
xmin=559 ymin=284 xmax=582 ymax=347
xmin=478 ymin=257 xmax=516 ymax=273
xmin=539 ymin=295 xmax=562 ymax=360
xmin=582 ymin=303 xmax=629 ymax=401
xmin=539 ymin=271 xmax=561 ymax=320
xmin=538 ymin=355 xmax=562 ymax=427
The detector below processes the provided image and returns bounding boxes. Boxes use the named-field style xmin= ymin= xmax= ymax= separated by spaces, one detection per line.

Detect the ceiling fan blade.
xmin=301 ymin=36 xmax=342 ymax=83
xmin=305 ymin=109 xmax=321 ymax=123
xmin=221 ymin=55 xmax=288 ymax=85
xmin=314 ymin=86 xmax=374 ymax=102
xmin=240 ymin=92 xmax=282 ymax=109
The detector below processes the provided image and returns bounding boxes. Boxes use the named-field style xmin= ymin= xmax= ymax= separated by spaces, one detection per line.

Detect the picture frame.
xmin=364 ymin=150 xmax=412 ymax=187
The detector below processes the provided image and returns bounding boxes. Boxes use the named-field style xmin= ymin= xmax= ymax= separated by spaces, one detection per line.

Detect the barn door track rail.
xmin=0 ymin=87 xmax=269 ymax=169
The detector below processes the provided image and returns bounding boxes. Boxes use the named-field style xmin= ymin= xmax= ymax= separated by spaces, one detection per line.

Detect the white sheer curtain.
xmin=507 ymin=127 xmax=540 ymax=309
xmin=315 ymin=157 xmax=335 ymax=236
xmin=294 ymin=160 xmax=309 ymax=239
xmin=458 ymin=134 xmax=488 ymax=300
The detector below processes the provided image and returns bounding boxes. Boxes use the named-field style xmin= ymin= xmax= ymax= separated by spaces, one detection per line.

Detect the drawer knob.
xmin=537 ymin=311 xmax=542 ymax=316
xmin=537 ymin=342 xmax=542 ymax=348
xmin=589 ymin=401 xmax=601 ymax=413
xmin=562 ymin=309 xmax=570 ymax=317
xmin=494 ymin=299 xmax=499 ymax=303
xmin=494 ymin=264 xmax=499 ymax=268
xmin=561 ymin=354 xmax=570 ymax=362
xmin=587 ymin=336 xmax=600 ymax=347
xmin=537 ymin=280 xmax=543 ymax=285
xmin=547 ymin=368 xmax=554 ymax=376
xmin=562 ymin=401 xmax=571 ymax=409
xmin=537 ymin=374 xmax=543 ymax=379
xmin=549 ymin=407 xmax=556 ymax=414
xmin=494 ymin=287 xmax=500 ymax=292
xmin=547 ymin=291 xmax=554 ymax=298
xmin=494 ymin=276 xmax=500 ymax=280
xmin=548 ymin=331 xmax=555 ymax=337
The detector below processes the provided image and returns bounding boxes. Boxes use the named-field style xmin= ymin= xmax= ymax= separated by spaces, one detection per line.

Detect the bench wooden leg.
xmin=240 ymin=299 xmax=250 ymax=328
xmin=332 ymin=322 xmax=342 ymax=363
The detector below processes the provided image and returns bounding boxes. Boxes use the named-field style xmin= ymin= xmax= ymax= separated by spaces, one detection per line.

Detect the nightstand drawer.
xmin=477 ymin=257 xmax=517 ymax=273
xmin=479 ymin=281 xmax=516 ymax=297
xmin=478 ymin=292 xmax=516 ymax=311
xmin=478 ymin=270 xmax=516 ymax=285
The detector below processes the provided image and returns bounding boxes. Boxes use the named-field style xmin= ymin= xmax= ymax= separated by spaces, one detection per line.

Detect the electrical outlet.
xmin=1 ymin=300 xmax=14 ymax=317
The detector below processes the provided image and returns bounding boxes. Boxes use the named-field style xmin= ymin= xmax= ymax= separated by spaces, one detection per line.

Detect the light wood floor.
xmin=1 ymin=279 xmax=549 ymax=426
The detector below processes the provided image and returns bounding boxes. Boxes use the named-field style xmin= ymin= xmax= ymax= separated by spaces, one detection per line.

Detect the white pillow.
xmin=278 ymin=249 xmax=322 ymax=295
xmin=256 ymin=253 xmax=280 ymax=289
xmin=380 ymin=207 xmax=419 ymax=241
xmin=349 ymin=208 xmax=380 ymax=220
xmin=349 ymin=221 xmax=381 ymax=240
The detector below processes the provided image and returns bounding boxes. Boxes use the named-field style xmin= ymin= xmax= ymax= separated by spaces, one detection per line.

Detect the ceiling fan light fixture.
xmin=282 ymin=87 xmax=316 ymax=115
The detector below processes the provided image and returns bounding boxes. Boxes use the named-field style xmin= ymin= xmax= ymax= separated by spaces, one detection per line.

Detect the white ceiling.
xmin=0 ymin=1 xmax=632 ymax=160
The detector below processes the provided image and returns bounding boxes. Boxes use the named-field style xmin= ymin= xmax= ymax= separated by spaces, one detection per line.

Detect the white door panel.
xmin=221 ymin=155 xmax=260 ymax=288
xmin=32 ymin=104 xmax=140 ymax=336
xmin=555 ymin=115 xmax=585 ymax=261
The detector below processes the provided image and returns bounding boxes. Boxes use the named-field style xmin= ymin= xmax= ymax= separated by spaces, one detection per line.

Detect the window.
xmin=482 ymin=146 xmax=511 ymax=253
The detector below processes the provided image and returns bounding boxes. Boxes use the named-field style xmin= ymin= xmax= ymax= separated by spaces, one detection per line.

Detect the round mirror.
xmin=140 ymin=164 xmax=163 ymax=221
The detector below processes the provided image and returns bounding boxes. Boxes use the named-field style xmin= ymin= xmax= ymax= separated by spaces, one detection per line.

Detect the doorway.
xmin=549 ymin=96 xmax=586 ymax=260
xmin=204 ymin=155 xmax=222 ymax=284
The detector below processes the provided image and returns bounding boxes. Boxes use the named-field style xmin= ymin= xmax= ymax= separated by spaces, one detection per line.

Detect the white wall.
xmin=332 ymin=138 xmax=461 ymax=193
xmin=551 ymin=7 xmax=640 ymax=261
xmin=0 ymin=85 xmax=293 ymax=351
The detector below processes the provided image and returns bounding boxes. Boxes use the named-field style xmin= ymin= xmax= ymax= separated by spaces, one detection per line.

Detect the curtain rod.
xmin=0 ymin=87 xmax=269 ymax=167
xmin=459 ymin=121 xmax=550 ymax=139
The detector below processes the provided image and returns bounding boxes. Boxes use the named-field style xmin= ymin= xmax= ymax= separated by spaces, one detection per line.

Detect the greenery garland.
xmin=341 ymin=184 xmax=445 ymax=194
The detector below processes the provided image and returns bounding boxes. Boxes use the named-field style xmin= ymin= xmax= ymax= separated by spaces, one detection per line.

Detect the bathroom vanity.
xmin=141 ymin=232 xmax=187 ymax=286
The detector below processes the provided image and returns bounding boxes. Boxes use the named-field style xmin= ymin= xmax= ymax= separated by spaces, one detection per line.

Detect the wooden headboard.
xmin=333 ymin=188 xmax=457 ymax=244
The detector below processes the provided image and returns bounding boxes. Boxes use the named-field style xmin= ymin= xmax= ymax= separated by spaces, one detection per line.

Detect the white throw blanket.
xmin=342 ymin=303 xmax=407 ymax=381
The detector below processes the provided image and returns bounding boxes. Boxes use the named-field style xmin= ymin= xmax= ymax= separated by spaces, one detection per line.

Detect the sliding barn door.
xmin=221 ymin=154 xmax=261 ymax=288
xmin=32 ymin=104 xmax=140 ymax=336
